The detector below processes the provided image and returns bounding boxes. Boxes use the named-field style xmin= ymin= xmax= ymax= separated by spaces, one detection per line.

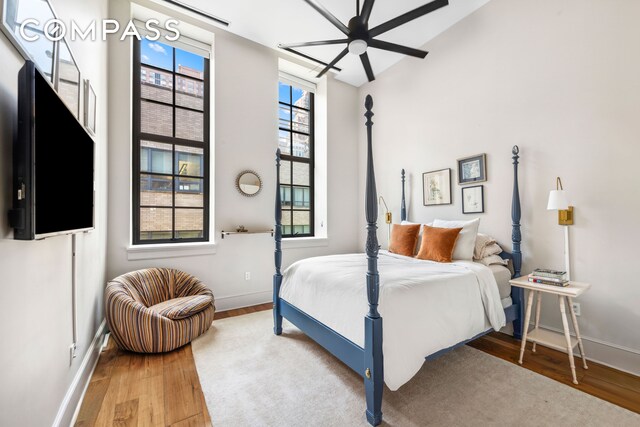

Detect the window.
xmin=132 ymin=39 xmax=210 ymax=244
xmin=278 ymin=80 xmax=314 ymax=237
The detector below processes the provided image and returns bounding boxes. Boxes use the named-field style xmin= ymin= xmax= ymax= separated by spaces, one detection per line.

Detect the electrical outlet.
xmin=245 ymin=272 xmax=251 ymax=281
xmin=572 ymin=302 xmax=581 ymax=316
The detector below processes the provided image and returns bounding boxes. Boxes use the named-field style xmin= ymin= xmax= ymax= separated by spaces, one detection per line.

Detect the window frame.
xmin=132 ymin=40 xmax=211 ymax=245
xmin=278 ymin=82 xmax=315 ymax=238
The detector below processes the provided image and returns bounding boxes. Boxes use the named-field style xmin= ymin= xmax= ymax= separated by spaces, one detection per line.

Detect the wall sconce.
xmin=547 ymin=177 xmax=574 ymax=225
xmin=547 ymin=176 xmax=574 ymax=280
xmin=378 ymin=196 xmax=392 ymax=224
xmin=379 ymin=196 xmax=392 ymax=245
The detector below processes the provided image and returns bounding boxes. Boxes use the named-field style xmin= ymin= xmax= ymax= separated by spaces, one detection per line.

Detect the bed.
xmin=272 ymin=95 xmax=524 ymax=426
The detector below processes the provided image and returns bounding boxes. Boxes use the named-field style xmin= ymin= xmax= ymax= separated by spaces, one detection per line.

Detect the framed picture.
xmin=423 ymin=168 xmax=452 ymax=206
xmin=457 ymin=153 xmax=487 ymax=184
xmin=84 ymin=79 xmax=96 ymax=135
xmin=462 ymin=185 xmax=484 ymax=214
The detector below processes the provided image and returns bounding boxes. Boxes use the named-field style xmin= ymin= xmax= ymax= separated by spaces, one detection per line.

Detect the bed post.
xmin=511 ymin=145 xmax=524 ymax=339
xmin=273 ymin=149 xmax=283 ymax=335
xmin=363 ymin=95 xmax=383 ymax=426
xmin=400 ymin=169 xmax=407 ymax=222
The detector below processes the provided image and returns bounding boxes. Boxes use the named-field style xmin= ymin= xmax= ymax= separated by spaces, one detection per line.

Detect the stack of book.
xmin=528 ymin=268 xmax=569 ymax=287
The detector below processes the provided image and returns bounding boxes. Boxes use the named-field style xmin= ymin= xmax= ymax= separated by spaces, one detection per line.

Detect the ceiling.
xmin=180 ymin=0 xmax=491 ymax=87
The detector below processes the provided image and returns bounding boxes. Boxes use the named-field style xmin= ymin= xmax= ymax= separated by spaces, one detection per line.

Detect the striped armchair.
xmin=105 ymin=268 xmax=215 ymax=353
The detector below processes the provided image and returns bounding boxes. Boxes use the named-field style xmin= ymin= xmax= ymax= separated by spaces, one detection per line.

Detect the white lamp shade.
xmin=547 ymin=190 xmax=569 ymax=210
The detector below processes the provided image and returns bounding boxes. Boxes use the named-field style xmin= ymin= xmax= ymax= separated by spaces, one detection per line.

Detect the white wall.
xmin=0 ymin=0 xmax=109 ymax=425
xmin=107 ymin=0 xmax=361 ymax=311
xmin=358 ymin=0 xmax=640 ymax=374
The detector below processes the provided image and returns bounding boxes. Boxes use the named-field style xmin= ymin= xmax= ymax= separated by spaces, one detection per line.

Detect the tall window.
xmin=132 ymin=39 xmax=210 ymax=244
xmin=278 ymin=80 xmax=314 ymax=237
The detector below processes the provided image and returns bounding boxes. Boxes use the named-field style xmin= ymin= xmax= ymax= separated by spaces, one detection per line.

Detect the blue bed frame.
xmin=273 ymin=95 xmax=524 ymax=426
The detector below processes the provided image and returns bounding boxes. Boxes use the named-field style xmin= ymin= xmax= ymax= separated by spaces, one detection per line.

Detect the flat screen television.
xmin=9 ymin=60 xmax=94 ymax=240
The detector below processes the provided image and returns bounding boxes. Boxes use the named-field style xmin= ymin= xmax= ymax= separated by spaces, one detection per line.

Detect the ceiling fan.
xmin=278 ymin=0 xmax=449 ymax=82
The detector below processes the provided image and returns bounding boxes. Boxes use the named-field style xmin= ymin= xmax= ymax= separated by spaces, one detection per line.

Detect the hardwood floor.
xmin=76 ymin=302 xmax=639 ymax=426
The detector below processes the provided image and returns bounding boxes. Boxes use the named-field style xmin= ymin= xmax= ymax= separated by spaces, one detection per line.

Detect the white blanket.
xmin=279 ymin=251 xmax=506 ymax=391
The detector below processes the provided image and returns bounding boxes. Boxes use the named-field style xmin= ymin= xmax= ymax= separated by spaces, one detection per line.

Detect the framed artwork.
xmin=56 ymin=39 xmax=81 ymax=119
xmin=462 ymin=185 xmax=484 ymax=214
xmin=457 ymin=153 xmax=487 ymax=184
xmin=423 ymin=168 xmax=452 ymax=206
xmin=84 ymin=79 xmax=96 ymax=135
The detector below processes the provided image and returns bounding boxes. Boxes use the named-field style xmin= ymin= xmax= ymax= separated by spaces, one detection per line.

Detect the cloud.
xmin=147 ymin=43 xmax=167 ymax=55
xmin=142 ymin=54 xmax=150 ymax=62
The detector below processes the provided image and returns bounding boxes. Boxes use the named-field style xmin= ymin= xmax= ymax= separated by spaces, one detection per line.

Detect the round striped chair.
xmin=105 ymin=268 xmax=215 ymax=353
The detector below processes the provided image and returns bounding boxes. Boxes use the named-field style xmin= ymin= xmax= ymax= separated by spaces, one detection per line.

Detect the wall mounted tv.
xmin=9 ymin=60 xmax=94 ymax=240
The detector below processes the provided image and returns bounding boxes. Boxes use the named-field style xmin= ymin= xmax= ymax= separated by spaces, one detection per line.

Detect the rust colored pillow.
xmin=415 ymin=225 xmax=463 ymax=263
xmin=388 ymin=224 xmax=421 ymax=257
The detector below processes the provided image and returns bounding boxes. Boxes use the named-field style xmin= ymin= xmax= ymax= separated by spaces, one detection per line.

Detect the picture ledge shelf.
xmin=221 ymin=230 xmax=274 ymax=239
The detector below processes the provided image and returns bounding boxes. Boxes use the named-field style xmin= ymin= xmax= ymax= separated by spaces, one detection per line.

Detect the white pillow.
xmin=432 ymin=218 xmax=480 ymax=260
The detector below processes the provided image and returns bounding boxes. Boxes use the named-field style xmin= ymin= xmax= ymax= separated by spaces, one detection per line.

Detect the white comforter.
xmin=279 ymin=250 xmax=506 ymax=391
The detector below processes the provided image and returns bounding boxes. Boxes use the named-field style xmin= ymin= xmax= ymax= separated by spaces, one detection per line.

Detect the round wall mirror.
xmin=236 ymin=170 xmax=262 ymax=197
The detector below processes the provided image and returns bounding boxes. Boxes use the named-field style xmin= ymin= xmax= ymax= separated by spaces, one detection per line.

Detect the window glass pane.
xmin=141 ymin=40 xmax=173 ymax=71
xmin=175 ymin=108 xmax=204 ymax=141
xmin=141 ymin=66 xmax=173 ymax=104
xmin=58 ymin=41 xmax=80 ymax=118
xmin=280 ymin=160 xmax=291 ymax=185
xmin=140 ymin=207 xmax=172 ymax=240
xmin=141 ymin=100 xmax=173 ymax=137
xmin=150 ymin=150 xmax=172 ymax=174
xmin=293 ymin=186 xmax=310 ymax=209
xmin=292 ymin=162 xmax=309 ymax=186
xmin=141 ymin=148 xmax=149 ymax=172
xmin=175 ymin=145 xmax=204 ymax=176
xmin=175 ymin=48 xmax=204 ymax=76
xmin=278 ymin=130 xmax=291 ymax=155
xmin=176 ymin=178 xmax=204 ymax=207
xmin=292 ymin=107 xmax=309 ymax=134
xmin=280 ymin=186 xmax=292 ymax=207
xmin=292 ymin=211 xmax=310 ymax=235
xmin=278 ymin=82 xmax=290 ymax=104
xmin=281 ymin=210 xmax=292 ymax=228
xmin=292 ymin=133 xmax=310 ymax=158
xmin=176 ymin=75 xmax=204 ymax=110
xmin=292 ymin=87 xmax=311 ymax=109
xmin=279 ymin=104 xmax=291 ymax=130
xmin=175 ymin=208 xmax=203 ymax=238
xmin=140 ymin=175 xmax=172 ymax=206
xmin=141 ymin=141 xmax=172 ymax=173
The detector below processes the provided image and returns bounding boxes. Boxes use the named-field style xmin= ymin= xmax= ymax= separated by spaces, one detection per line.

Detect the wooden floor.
xmin=76 ymin=303 xmax=639 ymax=426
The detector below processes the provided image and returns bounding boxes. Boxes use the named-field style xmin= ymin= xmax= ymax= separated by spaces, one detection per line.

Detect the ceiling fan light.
xmin=348 ymin=39 xmax=368 ymax=55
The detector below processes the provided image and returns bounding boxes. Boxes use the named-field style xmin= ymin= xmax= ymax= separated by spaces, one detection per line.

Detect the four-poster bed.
xmin=273 ymin=95 xmax=524 ymax=426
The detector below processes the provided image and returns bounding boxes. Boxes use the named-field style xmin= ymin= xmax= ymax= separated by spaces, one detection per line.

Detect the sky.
xmin=140 ymin=39 xmax=204 ymax=73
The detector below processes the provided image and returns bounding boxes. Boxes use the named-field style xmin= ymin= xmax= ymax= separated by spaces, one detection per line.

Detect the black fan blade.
xmin=368 ymin=39 xmax=428 ymax=58
xmin=369 ymin=0 xmax=448 ymax=38
xmin=360 ymin=0 xmax=375 ymax=24
xmin=279 ymin=39 xmax=348 ymax=49
xmin=317 ymin=47 xmax=349 ymax=78
xmin=302 ymin=0 xmax=350 ymax=35
xmin=360 ymin=52 xmax=375 ymax=82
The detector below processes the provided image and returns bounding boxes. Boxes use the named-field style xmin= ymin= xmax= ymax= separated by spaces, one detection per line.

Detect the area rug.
xmin=192 ymin=310 xmax=639 ymax=426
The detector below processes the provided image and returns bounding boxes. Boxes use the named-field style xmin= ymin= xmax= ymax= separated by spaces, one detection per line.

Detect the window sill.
xmin=282 ymin=237 xmax=328 ymax=249
xmin=127 ymin=242 xmax=217 ymax=260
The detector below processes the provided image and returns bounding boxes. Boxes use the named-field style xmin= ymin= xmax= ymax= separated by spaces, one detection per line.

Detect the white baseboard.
xmin=537 ymin=323 xmax=640 ymax=377
xmin=53 ymin=320 xmax=107 ymax=427
xmin=215 ymin=290 xmax=272 ymax=312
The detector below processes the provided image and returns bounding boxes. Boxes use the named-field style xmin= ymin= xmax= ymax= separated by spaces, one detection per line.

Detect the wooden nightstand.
xmin=509 ymin=276 xmax=591 ymax=384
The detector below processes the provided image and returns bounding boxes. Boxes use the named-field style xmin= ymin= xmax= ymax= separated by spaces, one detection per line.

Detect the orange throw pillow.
xmin=415 ymin=225 xmax=463 ymax=263
xmin=388 ymin=224 xmax=421 ymax=257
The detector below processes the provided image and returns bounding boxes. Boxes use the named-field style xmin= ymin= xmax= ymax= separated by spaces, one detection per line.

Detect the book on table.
xmin=528 ymin=274 xmax=569 ymax=287
xmin=532 ymin=268 xmax=568 ymax=281
xmin=531 ymin=268 xmax=567 ymax=280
